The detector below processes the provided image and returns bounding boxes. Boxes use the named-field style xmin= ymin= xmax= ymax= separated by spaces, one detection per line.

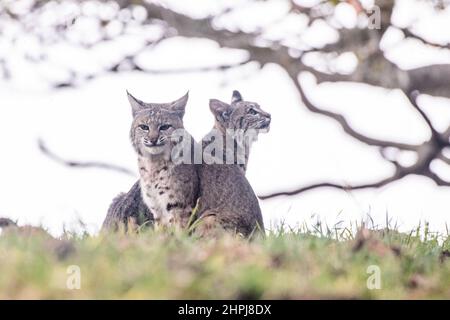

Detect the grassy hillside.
xmin=0 ymin=224 xmax=449 ymax=299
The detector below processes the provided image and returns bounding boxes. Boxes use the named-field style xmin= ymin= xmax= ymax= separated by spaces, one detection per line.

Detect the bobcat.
xmin=202 ymin=90 xmax=271 ymax=172
xmin=102 ymin=90 xmax=271 ymax=233
xmin=102 ymin=180 xmax=151 ymax=231
xmin=194 ymin=93 xmax=271 ymax=237
xmin=127 ymin=91 xmax=198 ymax=227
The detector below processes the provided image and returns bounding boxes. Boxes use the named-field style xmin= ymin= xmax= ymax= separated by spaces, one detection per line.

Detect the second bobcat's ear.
xmin=210 ymin=99 xmax=232 ymax=123
xmin=167 ymin=91 xmax=189 ymax=119
xmin=231 ymin=90 xmax=243 ymax=104
xmin=127 ymin=90 xmax=147 ymax=117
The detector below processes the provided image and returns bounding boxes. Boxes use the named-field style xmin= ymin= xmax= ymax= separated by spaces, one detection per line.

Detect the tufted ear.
xmin=209 ymin=99 xmax=232 ymax=123
xmin=167 ymin=91 xmax=189 ymax=118
xmin=127 ymin=90 xmax=148 ymax=117
xmin=231 ymin=90 xmax=243 ymax=104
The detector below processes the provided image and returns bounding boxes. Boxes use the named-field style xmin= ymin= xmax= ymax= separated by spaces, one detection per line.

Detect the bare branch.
xmin=288 ymin=70 xmax=418 ymax=150
xmin=425 ymin=169 xmax=450 ymax=187
xmin=404 ymin=90 xmax=442 ymax=142
xmin=259 ymin=170 xmax=406 ymax=199
xmin=400 ymin=27 xmax=450 ymax=50
xmin=38 ymin=138 xmax=136 ymax=177
xmin=438 ymin=152 xmax=450 ymax=165
xmin=53 ymin=58 xmax=252 ymax=89
xmin=408 ymin=65 xmax=450 ymax=99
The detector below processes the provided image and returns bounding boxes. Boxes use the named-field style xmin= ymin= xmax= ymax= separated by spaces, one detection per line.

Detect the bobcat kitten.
xmin=203 ymin=90 xmax=271 ymax=173
xmin=128 ymin=91 xmax=198 ymax=226
xmin=195 ymin=93 xmax=270 ymax=237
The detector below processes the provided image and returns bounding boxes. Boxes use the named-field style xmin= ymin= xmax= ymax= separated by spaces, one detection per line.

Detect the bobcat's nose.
xmin=144 ymin=135 xmax=159 ymax=146
xmin=149 ymin=136 xmax=159 ymax=145
xmin=260 ymin=114 xmax=271 ymax=129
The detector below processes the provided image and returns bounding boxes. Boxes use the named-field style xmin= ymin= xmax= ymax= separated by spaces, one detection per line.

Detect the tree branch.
xmin=400 ymin=27 xmax=450 ymax=50
xmin=288 ymin=70 xmax=418 ymax=150
xmin=425 ymin=169 xmax=450 ymax=187
xmin=438 ymin=152 xmax=450 ymax=165
xmin=407 ymin=65 xmax=450 ymax=99
xmin=404 ymin=90 xmax=443 ymax=143
xmin=259 ymin=170 xmax=406 ymax=199
xmin=38 ymin=138 xmax=136 ymax=176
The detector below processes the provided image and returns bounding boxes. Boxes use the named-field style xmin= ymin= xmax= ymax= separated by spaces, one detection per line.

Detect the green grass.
xmin=0 ymin=224 xmax=449 ymax=299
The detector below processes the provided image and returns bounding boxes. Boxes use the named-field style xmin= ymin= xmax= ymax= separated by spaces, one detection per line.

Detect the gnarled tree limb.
xmin=38 ymin=138 xmax=136 ymax=177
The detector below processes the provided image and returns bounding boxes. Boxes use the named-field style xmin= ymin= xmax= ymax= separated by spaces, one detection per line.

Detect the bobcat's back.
xmin=197 ymin=164 xmax=264 ymax=237
xmin=102 ymin=181 xmax=153 ymax=231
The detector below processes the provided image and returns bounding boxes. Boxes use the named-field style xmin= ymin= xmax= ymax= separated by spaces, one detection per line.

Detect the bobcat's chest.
xmin=138 ymin=159 xmax=193 ymax=223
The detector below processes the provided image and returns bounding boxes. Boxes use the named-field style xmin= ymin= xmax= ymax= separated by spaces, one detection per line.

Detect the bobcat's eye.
xmin=138 ymin=124 xmax=149 ymax=131
xmin=248 ymin=108 xmax=257 ymax=115
xmin=159 ymin=124 xmax=172 ymax=131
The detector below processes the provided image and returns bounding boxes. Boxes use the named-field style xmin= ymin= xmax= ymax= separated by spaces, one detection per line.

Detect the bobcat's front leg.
xmin=155 ymin=208 xmax=192 ymax=231
xmin=194 ymin=211 xmax=225 ymax=237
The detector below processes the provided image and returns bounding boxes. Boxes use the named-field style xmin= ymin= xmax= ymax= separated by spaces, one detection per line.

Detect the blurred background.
xmin=1 ymin=0 xmax=450 ymax=235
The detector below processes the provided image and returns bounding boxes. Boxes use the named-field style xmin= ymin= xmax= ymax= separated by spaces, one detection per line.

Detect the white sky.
xmin=1 ymin=0 xmax=450 ymax=235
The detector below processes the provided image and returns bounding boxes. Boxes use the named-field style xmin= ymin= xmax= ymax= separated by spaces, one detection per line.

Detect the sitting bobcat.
xmin=126 ymin=91 xmax=198 ymax=227
xmin=102 ymin=90 xmax=271 ymax=233
xmin=194 ymin=93 xmax=271 ymax=237
xmin=202 ymin=90 xmax=271 ymax=172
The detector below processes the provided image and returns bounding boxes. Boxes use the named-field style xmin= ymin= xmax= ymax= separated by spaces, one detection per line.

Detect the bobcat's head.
xmin=209 ymin=90 xmax=271 ymax=133
xmin=128 ymin=91 xmax=188 ymax=157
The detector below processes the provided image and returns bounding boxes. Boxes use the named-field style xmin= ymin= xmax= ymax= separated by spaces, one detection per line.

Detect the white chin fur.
xmin=145 ymin=145 xmax=166 ymax=155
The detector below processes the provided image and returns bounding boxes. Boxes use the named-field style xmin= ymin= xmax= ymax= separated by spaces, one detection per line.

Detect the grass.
xmin=0 ymin=223 xmax=449 ymax=299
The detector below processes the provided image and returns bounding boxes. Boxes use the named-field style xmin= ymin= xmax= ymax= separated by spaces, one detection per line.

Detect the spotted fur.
xmin=204 ymin=90 xmax=271 ymax=172
xmin=128 ymin=91 xmax=198 ymax=226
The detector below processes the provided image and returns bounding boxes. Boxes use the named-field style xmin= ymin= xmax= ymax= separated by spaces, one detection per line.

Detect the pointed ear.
xmin=167 ymin=91 xmax=189 ymax=118
xmin=231 ymin=90 xmax=243 ymax=104
xmin=209 ymin=99 xmax=232 ymax=122
xmin=127 ymin=90 xmax=147 ymax=117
